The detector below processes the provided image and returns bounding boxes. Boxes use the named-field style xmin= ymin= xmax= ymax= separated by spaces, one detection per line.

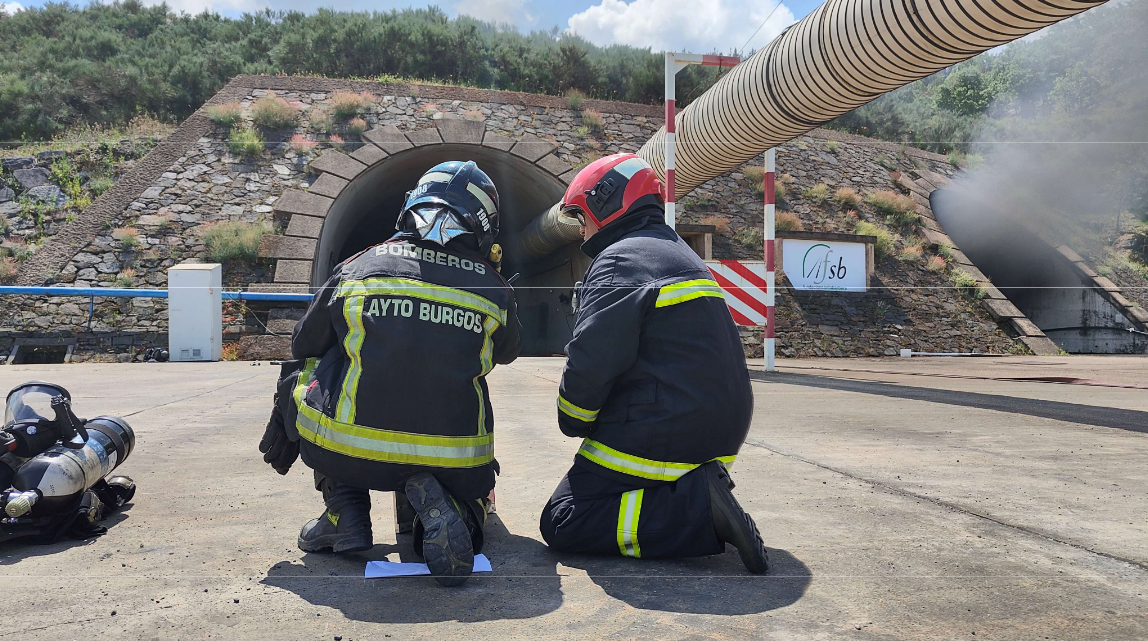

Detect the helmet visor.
xmin=5 ymin=382 xmax=70 ymax=424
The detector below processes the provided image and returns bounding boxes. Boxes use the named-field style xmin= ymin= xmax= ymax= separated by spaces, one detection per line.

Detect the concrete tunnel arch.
xmin=312 ymin=141 xmax=590 ymax=356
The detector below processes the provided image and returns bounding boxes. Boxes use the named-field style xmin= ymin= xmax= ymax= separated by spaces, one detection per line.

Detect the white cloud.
xmin=1 ymin=2 xmax=24 ymax=13
xmin=454 ymin=0 xmax=535 ymax=28
xmin=568 ymin=0 xmax=795 ymax=54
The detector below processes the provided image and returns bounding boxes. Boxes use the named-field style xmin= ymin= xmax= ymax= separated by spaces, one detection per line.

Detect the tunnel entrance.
xmin=931 ymin=189 xmax=1145 ymax=354
xmin=314 ymin=143 xmax=588 ymax=356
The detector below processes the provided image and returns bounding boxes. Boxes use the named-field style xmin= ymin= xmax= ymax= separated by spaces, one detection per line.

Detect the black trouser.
xmin=540 ymin=463 xmax=723 ymax=559
xmin=315 ymin=471 xmax=489 ymax=552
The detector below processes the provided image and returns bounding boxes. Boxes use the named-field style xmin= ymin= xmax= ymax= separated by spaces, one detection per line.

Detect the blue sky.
xmin=2 ymin=0 xmax=828 ymax=54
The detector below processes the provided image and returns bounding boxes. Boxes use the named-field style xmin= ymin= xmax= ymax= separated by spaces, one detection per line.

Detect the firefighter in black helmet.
xmin=258 ymin=161 xmax=521 ymax=587
xmin=538 ymin=154 xmax=768 ymax=573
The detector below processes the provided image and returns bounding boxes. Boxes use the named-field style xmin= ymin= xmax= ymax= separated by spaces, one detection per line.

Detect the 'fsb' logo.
xmin=802 ymin=243 xmax=848 ymax=285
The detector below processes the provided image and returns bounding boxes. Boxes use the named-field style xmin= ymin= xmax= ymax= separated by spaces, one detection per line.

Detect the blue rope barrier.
xmin=0 ymin=286 xmax=312 ymax=302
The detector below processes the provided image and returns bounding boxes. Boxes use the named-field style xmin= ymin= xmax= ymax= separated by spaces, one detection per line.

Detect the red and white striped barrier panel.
xmin=706 ymin=260 xmax=769 ymax=327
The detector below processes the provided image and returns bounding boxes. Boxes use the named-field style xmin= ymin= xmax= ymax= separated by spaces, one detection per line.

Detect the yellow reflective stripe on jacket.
xmin=578 ymin=439 xmax=736 ymax=482
xmin=617 ymin=489 xmax=644 ymax=558
xmin=473 ymin=315 xmax=498 ymax=436
xmin=335 ymin=297 xmax=366 ymax=423
xmin=654 ymin=279 xmax=724 ymax=308
xmin=293 ymin=377 xmax=493 ymax=468
xmin=336 ymin=278 xmax=506 ymax=324
xmin=557 ymin=394 xmax=600 ymax=423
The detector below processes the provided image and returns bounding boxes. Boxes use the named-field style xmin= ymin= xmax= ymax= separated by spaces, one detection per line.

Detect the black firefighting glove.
xmin=259 ymin=404 xmax=298 ymax=475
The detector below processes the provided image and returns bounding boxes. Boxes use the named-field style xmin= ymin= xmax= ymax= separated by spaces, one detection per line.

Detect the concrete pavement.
xmin=0 ymin=356 xmax=1145 ymax=639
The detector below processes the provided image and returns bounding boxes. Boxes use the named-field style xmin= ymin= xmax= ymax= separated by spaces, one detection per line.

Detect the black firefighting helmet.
xmin=397 ymin=161 xmax=500 ymax=254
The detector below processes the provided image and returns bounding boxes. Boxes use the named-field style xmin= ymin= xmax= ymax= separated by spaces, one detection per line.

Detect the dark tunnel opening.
xmin=930 ymin=189 xmax=1145 ymax=354
xmin=314 ymin=144 xmax=590 ymax=356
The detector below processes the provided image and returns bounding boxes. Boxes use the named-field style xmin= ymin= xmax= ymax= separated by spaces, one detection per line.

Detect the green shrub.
xmin=743 ymin=166 xmax=765 ymax=195
xmin=114 ymin=268 xmax=136 ymax=287
xmin=866 ymin=189 xmax=919 ymax=226
xmin=855 ymin=220 xmax=894 ymax=257
xmin=826 ymin=140 xmax=839 ymax=153
xmin=926 ymin=255 xmax=947 ymax=272
xmin=346 ymin=117 xmax=367 ymax=136
xmin=206 ymin=102 xmax=244 ymax=127
xmin=803 ymin=183 xmax=830 ymax=204
xmin=228 ymin=127 xmax=264 ymax=156
xmin=950 ymin=268 xmax=985 ymax=297
xmin=832 ymin=186 xmax=861 ymax=209
xmin=564 ymin=89 xmax=586 ymax=110
xmin=330 ymin=91 xmax=368 ymax=119
xmin=775 ymin=211 xmax=804 ymax=232
xmin=698 ymin=215 xmax=730 ymax=234
xmin=936 ymin=243 xmax=955 ymax=260
xmin=89 ymin=175 xmax=114 ymax=196
xmin=202 ymin=222 xmax=270 ymax=263
xmin=309 ymin=108 xmax=333 ymax=134
xmin=1130 ymin=223 xmax=1148 ymax=262
xmin=251 ymin=94 xmax=297 ymax=128
xmin=581 ymin=109 xmax=603 ymax=130
xmin=735 ymin=227 xmax=763 ymax=247
xmin=899 ymin=243 xmax=924 ymax=262
xmin=112 ymin=226 xmax=140 ymax=248
xmin=774 ymin=181 xmax=787 ymax=204
xmin=0 ymin=216 xmax=7 ymax=235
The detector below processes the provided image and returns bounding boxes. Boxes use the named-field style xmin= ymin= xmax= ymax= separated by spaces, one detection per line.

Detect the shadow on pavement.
xmin=261 ymin=514 xmax=564 ymax=623
xmin=0 ymin=503 xmax=134 ymax=565
xmin=754 ymin=370 xmax=1148 ymax=433
xmin=555 ymin=546 xmax=812 ymax=615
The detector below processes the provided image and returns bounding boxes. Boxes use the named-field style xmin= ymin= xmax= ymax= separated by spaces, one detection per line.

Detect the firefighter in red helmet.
xmin=538 ymin=153 xmax=769 ymax=573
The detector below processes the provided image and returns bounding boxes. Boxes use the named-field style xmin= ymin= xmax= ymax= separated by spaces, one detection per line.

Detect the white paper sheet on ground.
xmin=364 ymin=554 xmax=492 ymax=578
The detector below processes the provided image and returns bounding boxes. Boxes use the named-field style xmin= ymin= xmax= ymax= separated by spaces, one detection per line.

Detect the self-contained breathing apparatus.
xmin=0 ymin=382 xmax=136 ymax=543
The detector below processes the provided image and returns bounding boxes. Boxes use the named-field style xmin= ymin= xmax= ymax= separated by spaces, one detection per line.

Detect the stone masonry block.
xmin=248 ymin=283 xmax=310 ymax=294
xmin=274 ymin=259 xmax=312 ymax=284
xmin=558 ymin=169 xmax=578 ymax=184
xmin=482 ymin=131 xmax=515 ymax=152
xmin=350 ymin=143 xmax=387 ymax=167
xmin=286 ymin=215 xmax=323 ymax=238
xmin=258 ymin=235 xmax=316 ymax=260
xmin=273 ymin=189 xmax=333 ymax=218
xmin=363 ymin=125 xmax=413 ymax=155
xmin=1020 ymin=335 xmax=1061 ymax=356
xmin=307 ymin=173 xmax=349 ymax=200
xmin=536 ymin=153 xmax=573 ymax=177
xmin=1092 ymin=276 xmax=1120 ymax=293
xmin=510 ymin=133 xmax=557 ymax=162
xmin=436 ymin=118 xmax=485 ymax=145
xmin=1127 ymin=306 xmax=1148 ymax=325
xmin=309 ymin=150 xmax=366 ymax=181
xmin=921 ymin=228 xmax=955 ymax=248
xmin=406 ymin=128 xmax=442 ymax=147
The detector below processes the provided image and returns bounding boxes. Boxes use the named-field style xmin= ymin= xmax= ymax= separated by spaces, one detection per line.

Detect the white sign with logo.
xmin=782 ymin=239 xmax=867 ymax=292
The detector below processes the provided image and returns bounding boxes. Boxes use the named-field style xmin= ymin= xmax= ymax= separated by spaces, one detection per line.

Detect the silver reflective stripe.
xmin=296 ymin=411 xmax=494 ymax=462
xmin=580 ymin=440 xmax=691 ymax=479
xmin=613 ymin=157 xmax=649 ymax=178
xmin=418 ymin=171 xmax=455 ymax=185
xmin=467 ymin=183 xmax=497 ymax=215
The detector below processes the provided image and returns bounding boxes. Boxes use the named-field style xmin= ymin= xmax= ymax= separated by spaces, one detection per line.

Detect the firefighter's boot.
xmin=704 ymin=461 xmax=769 ymax=574
xmin=405 ymin=472 xmax=474 ymax=587
xmin=298 ymin=475 xmax=373 ymax=554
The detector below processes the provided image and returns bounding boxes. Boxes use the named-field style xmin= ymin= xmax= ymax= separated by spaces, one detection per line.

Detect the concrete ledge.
xmin=1128 ymin=306 xmax=1148 ymax=324
xmin=910 ymin=192 xmax=931 ymax=210
xmin=436 ymin=118 xmax=485 ymax=145
xmin=921 ymin=228 xmax=955 ymax=248
xmin=536 ymin=153 xmax=573 ymax=177
xmin=482 ymin=131 xmax=515 ymax=152
xmin=558 ymin=169 xmax=578 ymax=184
xmin=510 ymin=133 xmax=557 ymax=162
xmin=307 ymin=173 xmax=349 ymax=200
xmin=274 ymin=259 xmax=312 ymax=284
xmin=1092 ymin=276 xmax=1121 ymax=293
xmin=1056 ymin=245 xmax=1085 ymax=263
xmin=1020 ymin=335 xmax=1061 ymax=356
xmin=983 ymin=298 xmax=1025 ymax=320
xmin=285 ymin=215 xmax=323 ymax=238
xmin=350 ymin=143 xmax=387 ymax=167
xmin=309 ymin=150 xmax=366 ymax=181
xmin=258 ymin=235 xmax=316 ymax=260
xmin=1009 ymin=317 xmax=1045 ymax=338
xmin=363 ymin=126 xmax=413 ymax=155
xmin=406 ymin=128 xmax=442 ymax=147
xmin=777 ymin=230 xmax=877 ymax=244
xmin=273 ymin=189 xmax=333 ymax=219
xmin=980 ymin=285 xmax=1008 ymax=301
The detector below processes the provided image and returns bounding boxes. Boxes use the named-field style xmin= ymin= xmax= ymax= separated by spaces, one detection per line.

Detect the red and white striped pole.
xmin=763 ymin=148 xmax=776 ymax=372
xmin=664 ymin=52 xmax=740 ymax=230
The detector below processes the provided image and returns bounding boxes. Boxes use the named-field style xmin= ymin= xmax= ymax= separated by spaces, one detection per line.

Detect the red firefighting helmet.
xmin=560 ymin=153 xmax=665 ymax=229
